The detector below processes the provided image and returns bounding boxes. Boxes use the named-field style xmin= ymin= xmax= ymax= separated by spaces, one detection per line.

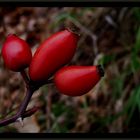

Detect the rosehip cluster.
xmin=0 ymin=28 xmax=104 ymax=126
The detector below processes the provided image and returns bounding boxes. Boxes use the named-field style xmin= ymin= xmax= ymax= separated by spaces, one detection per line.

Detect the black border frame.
xmin=0 ymin=1 xmax=139 ymax=6
xmin=1 ymin=133 xmax=140 ymax=138
xmin=0 ymin=1 xmax=140 ymax=139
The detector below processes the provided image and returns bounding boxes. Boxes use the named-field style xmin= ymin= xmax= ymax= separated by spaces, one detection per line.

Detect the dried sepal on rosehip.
xmin=1 ymin=34 xmax=32 ymax=72
xmin=29 ymin=29 xmax=80 ymax=83
xmin=54 ymin=65 xmax=104 ymax=96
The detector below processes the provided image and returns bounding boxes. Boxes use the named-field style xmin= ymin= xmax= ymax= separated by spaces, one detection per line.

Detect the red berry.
xmin=29 ymin=29 xmax=79 ymax=83
xmin=1 ymin=34 xmax=32 ymax=72
xmin=54 ymin=65 xmax=104 ymax=96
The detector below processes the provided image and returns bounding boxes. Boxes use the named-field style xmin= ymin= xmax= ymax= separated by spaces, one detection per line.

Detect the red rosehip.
xmin=54 ymin=65 xmax=104 ymax=96
xmin=1 ymin=34 xmax=32 ymax=72
xmin=29 ymin=29 xmax=79 ymax=83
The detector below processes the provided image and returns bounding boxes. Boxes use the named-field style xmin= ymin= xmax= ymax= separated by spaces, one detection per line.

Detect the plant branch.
xmin=22 ymin=106 xmax=40 ymax=118
xmin=16 ymin=86 xmax=35 ymax=116
xmin=0 ymin=86 xmax=35 ymax=127
xmin=0 ymin=69 xmax=53 ymax=127
xmin=20 ymin=70 xmax=30 ymax=85
xmin=0 ymin=106 xmax=39 ymax=127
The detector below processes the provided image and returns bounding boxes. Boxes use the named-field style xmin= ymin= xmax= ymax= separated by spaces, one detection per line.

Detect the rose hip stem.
xmin=20 ymin=70 xmax=30 ymax=85
xmin=0 ymin=83 xmax=34 ymax=127
xmin=0 ymin=70 xmax=53 ymax=127
xmin=0 ymin=71 xmax=51 ymax=127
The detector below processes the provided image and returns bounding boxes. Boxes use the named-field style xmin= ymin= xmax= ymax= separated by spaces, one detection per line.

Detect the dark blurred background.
xmin=0 ymin=7 xmax=140 ymax=133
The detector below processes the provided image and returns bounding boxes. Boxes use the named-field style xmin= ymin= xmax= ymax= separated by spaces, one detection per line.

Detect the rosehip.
xmin=54 ymin=65 xmax=104 ymax=96
xmin=29 ymin=29 xmax=79 ymax=83
xmin=1 ymin=34 xmax=32 ymax=72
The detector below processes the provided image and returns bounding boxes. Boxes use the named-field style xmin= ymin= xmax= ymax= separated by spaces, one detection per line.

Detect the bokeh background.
xmin=0 ymin=7 xmax=140 ymax=133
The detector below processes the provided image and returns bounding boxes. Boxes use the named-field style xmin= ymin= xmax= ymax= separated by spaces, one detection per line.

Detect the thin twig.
xmin=20 ymin=70 xmax=30 ymax=85
xmin=16 ymin=87 xmax=35 ymax=116
xmin=0 ymin=106 xmax=39 ymax=127
xmin=0 ymin=86 xmax=34 ymax=127
xmin=67 ymin=17 xmax=98 ymax=56
xmin=0 ymin=72 xmax=53 ymax=127
xmin=22 ymin=106 xmax=40 ymax=118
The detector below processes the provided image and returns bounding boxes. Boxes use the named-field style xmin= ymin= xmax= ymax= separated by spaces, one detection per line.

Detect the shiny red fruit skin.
xmin=2 ymin=34 xmax=32 ymax=72
xmin=29 ymin=29 xmax=79 ymax=83
xmin=54 ymin=66 xmax=101 ymax=96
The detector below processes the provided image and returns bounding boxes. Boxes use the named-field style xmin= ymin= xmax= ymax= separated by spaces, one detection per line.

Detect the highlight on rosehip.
xmin=0 ymin=7 xmax=139 ymax=133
